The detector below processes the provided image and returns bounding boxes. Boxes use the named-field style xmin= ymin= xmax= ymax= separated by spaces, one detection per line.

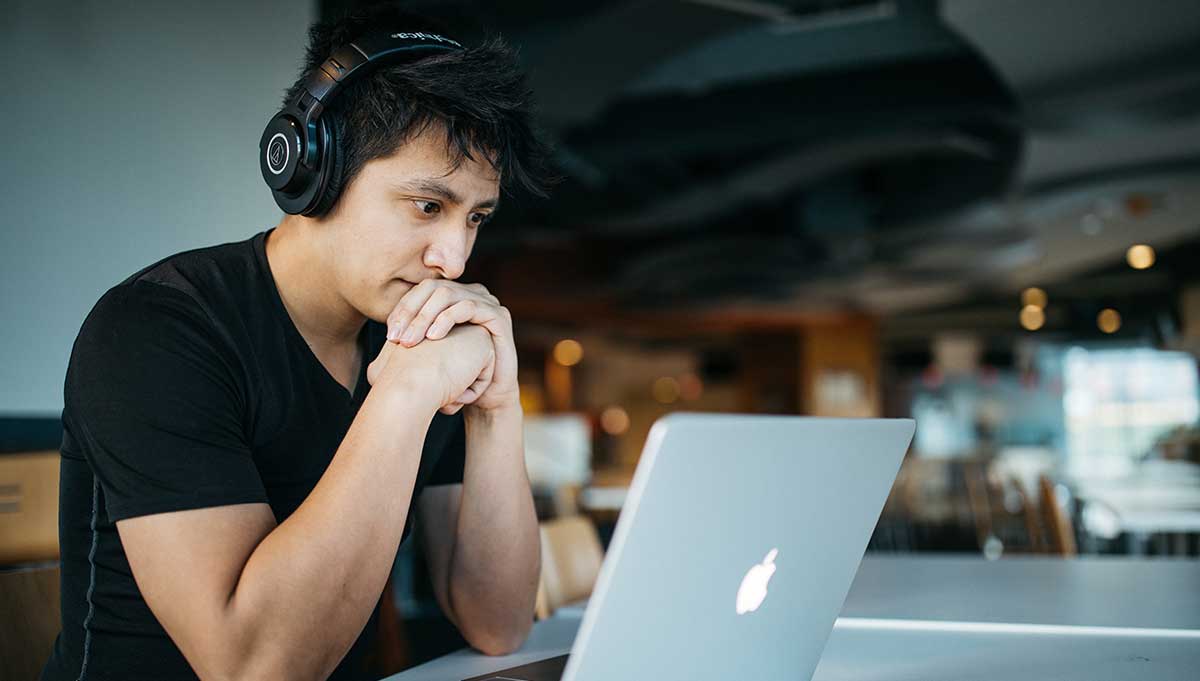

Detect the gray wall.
xmin=1 ymin=1 xmax=315 ymax=415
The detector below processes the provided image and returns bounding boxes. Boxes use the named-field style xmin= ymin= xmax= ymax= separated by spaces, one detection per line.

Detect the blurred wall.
xmin=0 ymin=1 xmax=315 ymax=415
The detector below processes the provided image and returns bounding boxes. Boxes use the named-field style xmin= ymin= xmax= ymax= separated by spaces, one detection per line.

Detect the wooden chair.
xmin=1038 ymin=475 xmax=1078 ymax=557
xmin=1012 ymin=476 xmax=1048 ymax=553
xmin=535 ymin=515 xmax=603 ymax=620
xmin=550 ymin=483 xmax=582 ymax=518
xmin=963 ymin=460 xmax=996 ymax=551
xmin=0 ymin=451 xmax=61 ymax=564
xmin=965 ymin=461 xmax=1050 ymax=556
xmin=366 ymin=577 xmax=412 ymax=676
xmin=0 ymin=564 xmax=61 ymax=681
xmin=0 ymin=450 xmax=63 ymax=680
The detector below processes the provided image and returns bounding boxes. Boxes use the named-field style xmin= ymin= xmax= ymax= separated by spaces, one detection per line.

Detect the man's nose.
xmin=423 ymin=228 xmax=469 ymax=280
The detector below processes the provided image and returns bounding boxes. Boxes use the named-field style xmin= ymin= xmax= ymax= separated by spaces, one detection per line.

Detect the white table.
xmin=382 ymin=557 xmax=1200 ymax=681
xmin=1072 ymin=466 xmax=1200 ymax=545
xmin=841 ymin=556 xmax=1200 ymax=630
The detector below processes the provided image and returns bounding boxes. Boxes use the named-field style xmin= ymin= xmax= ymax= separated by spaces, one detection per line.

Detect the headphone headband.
xmin=261 ymin=31 xmax=465 ymax=215
xmin=292 ymin=32 xmax=463 ymax=133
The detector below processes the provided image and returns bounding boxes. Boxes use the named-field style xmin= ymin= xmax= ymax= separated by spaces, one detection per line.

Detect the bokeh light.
xmin=1021 ymin=287 xmax=1047 ymax=309
xmin=599 ymin=406 xmax=630 ymax=435
xmin=1097 ymin=308 xmax=1122 ymax=334
xmin=1019 ymin=305 xmax=1045 ymax=331
xmin=679 ymin=372 xmax=704 ymax=401
xmin=552 ymin=339 xmax=584 ymax=366
xmin=1126 ymin=244 xmax=1155 ymax=270
xmin=652 ymin=376 xmax=681 ymax=404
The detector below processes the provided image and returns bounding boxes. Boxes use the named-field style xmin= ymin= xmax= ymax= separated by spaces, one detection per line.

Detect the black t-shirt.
xmin=41 ymin=228 xmax=465 ymax=681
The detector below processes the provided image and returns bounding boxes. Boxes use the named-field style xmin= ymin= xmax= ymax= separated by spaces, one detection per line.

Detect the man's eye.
xmin=413 ymin=200 xmax=441 ymax=215
xmin=469 ymin=212 xmax=492 ymax=227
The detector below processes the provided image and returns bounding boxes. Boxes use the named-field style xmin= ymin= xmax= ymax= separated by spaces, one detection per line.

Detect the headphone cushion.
xmin=309 ymin=114 xmax=347 ymax=217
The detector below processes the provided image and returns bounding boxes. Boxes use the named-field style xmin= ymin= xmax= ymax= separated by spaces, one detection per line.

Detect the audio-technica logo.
xmin=266 ymin=133 xmax=289 ymax=175
xmin=390 ymin=32 xmax=462 ymax=48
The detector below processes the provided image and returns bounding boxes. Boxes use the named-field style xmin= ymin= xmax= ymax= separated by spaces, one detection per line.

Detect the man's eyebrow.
xmin=392 ymin=179 xmax=500 ymax=211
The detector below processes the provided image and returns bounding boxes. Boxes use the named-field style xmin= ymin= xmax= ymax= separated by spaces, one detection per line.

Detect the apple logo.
xmin=736 ymin=548 xmax=778 ymax=615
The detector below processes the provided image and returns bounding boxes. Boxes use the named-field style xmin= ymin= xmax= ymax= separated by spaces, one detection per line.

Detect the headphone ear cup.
xmin=308 ymin=114 xmax=347 ymax=218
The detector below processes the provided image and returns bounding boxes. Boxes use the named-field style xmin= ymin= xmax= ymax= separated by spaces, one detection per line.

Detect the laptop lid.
xmin=562 ymin=413 xmax=915 ymax=681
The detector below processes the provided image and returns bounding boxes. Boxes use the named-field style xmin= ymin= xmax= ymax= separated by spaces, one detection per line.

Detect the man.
xmin=42 ymin=6 xmax=555 ymax=681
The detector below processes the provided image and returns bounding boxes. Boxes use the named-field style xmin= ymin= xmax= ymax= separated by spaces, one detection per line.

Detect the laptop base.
xmin=462 ymin=653 xmax=569 ymax=681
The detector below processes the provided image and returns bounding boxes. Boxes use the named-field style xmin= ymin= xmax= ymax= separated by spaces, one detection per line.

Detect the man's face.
xmin=321 ymin=124 xmax=500 ymax=323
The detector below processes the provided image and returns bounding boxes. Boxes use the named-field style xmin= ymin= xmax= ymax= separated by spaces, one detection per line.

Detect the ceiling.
xmin=329 ymin=0 xmax=1200 ymax=341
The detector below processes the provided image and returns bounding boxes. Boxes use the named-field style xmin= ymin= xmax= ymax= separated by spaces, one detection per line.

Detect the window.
xmin=1062 ymin=347 xmax=1199 ymax=476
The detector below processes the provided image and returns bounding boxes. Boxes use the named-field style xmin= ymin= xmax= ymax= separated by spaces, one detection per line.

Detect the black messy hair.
xmin=283 ymin=3 xmax=556 ymax=215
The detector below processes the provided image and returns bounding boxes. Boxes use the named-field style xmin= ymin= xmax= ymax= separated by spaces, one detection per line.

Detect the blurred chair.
xmin=965 ymin=460 xmax=1050 ymax=556
xmin=0 ymin=564 xmax=61 ymax=681
xmin=868 ymin=460 xmax=917 ymax=552
xmin=1038 ymin=475 xmax=1078 ymax=557
xmin=0 ymin=451 xmax=61 ymax=564
xmin=1010 ymin=475 xmax=1050 ymax=554
xmin=551 ymin=483 xmax=582 ymax=518
xmin=963 ymin=460 xmax=996 ymax=551
xmin=368 ymin=577 xmax=411 ymax=676
xmin=0 ymin=450 xmax=63 ymax=680
xmin=536 ymin=515 xmax=603 ymax=620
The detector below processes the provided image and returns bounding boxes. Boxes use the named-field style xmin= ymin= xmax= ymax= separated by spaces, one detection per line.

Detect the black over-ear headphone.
xmin=260 ymin=31 xmax=465 ymax=216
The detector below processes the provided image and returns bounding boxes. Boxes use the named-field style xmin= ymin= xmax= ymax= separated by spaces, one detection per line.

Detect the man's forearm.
xmin=225 ymin=383 xmax=435 ymax=680
xmin=449 ymin=404 xmax=540 ymax=655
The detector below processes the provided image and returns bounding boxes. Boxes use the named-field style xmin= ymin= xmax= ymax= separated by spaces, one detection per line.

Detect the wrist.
xmin=375 ymin=370 xmax=444 ymax=415
xmin=464 ymin=400 xmax=523 ymax=428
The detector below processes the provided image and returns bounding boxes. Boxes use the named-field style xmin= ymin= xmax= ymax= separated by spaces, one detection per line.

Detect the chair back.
xmin=1039 ymin=475 xmax=1078 ymax=557
xmin=0 ymin=564 xmax=62 ymax=681
xmin=0 ymin=451 xmax=61 ymax=564
xmin=536 ymin=515 xmax=603 ymax=619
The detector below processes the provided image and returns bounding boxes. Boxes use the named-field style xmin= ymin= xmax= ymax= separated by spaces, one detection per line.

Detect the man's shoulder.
xmin=97 ymin=232 xmax=267 ymax=320
xmin=75 ymin=233 xmax=268 ymax=361
xmin=116 ymin=232 xmax=263 ymax=303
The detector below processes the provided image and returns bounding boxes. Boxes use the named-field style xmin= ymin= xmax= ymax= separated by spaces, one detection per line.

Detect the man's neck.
xmin=265 ymin=217 xmax=365 ymax=351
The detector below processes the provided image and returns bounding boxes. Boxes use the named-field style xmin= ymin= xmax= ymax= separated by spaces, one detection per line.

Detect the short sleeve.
xmin=425 ymin=411 xmax=465 ymax=487
xmin=64 ymin=280 xmax=267 ymax=522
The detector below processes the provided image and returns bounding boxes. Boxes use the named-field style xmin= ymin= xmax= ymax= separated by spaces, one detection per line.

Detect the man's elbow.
xmin=465 ymin=618 xmax=533 ymax=657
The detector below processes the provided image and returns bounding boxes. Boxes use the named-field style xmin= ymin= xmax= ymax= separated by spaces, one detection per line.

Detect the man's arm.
xmin=418 ymin=404 xmax=540 ymax=656
xmin=117 ymin=326 xmax=495 ymax=681
xmin=391 ymin=279 xmax=539 ymax=654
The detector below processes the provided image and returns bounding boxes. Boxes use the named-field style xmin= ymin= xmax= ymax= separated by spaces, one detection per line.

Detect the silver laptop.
xmin=467 ymin=413 xmax=915 ymax=681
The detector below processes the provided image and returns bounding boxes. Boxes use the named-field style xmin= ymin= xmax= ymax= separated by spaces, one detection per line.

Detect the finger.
xmin=453 ymin=380 xmax=485 ymax=406
xmin=387 ymin=279 xmax=439 ymax=342
xmin=458 ymin=364 xmax=496 ymax=402
xmin=448 ymin=300 xmax=510 ymax=342
xmin=468 ymin=282 xmax=500 ymax=305
xmin=427 ymin=299 xmax=511 ymax=346
xmin=464 ymin=348 xmax=496 ymax=403
xmin=425 ymin=300 xmax=478 ymax=340
xmin=399 ymin=286 xmax=456 ymax=346
xmin=475 ymin=306 xmax=515 ymax=353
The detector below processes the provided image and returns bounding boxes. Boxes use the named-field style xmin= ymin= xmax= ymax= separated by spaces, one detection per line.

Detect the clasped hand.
xmin=366 ymin=280 xmax=518 ymax=415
